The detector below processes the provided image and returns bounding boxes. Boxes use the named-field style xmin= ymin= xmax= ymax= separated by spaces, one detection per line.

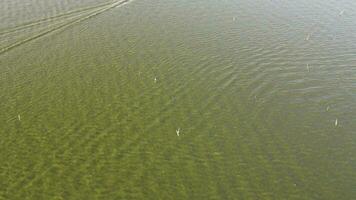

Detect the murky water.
xmin=0 ymin=0 xmax=355 ymax=199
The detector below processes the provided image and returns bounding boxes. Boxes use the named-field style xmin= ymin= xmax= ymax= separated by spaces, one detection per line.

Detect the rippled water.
xmin=0 ymin=0 xmax=355 ymax=199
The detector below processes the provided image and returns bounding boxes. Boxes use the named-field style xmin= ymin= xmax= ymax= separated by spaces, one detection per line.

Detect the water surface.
xmin=0 ymin=0 xmax=355 ymax=199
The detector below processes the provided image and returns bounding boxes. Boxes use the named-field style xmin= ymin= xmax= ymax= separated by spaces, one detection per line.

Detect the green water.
xmin=0 ymin=0 xmax=355 ymax=199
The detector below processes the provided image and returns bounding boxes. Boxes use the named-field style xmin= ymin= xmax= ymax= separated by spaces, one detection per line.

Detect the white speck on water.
xmin=326 ymin=106 xmax=330 ymax=111
xmin=232 ymin=17 xmax=236 ymax=21
xmin=18 ymin=114 xmax=21 ymax=121
xmin=335 ymin=119 xmax=338 ymax=126
xmin=306 ymin=34 xmax=311 ymax=41
xmin=176 ymin=128 xmax=180 ymax=136
xmin=154 ymin=77 xmax=157 ymax=83
xmin=339 ymin=10 xmax=345 ymax=16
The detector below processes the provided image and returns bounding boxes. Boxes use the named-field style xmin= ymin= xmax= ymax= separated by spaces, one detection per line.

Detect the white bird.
xmin=176 ymin=128 xmax=180 ymax=136
xmin=339 ymin=10 xmax=345 ymax=16
xmin=326 ymin=106 xmax=330 ymax=111
xmin=335 ymin=119 xmax=338 ymax=126
xmin=154 ymin=77 xmax=157 ymax=83
xmin=232 ymin=17 xmax=236 ymax=21
xmin=18 ymin=114 xmax=21 ymax=121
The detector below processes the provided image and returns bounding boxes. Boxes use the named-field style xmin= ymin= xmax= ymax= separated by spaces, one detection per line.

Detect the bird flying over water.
xmin=176 ymin=128 xmax=180 ymax=136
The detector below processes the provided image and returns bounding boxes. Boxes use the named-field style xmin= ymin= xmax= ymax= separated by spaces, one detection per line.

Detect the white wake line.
xmin=0 ymin=0 xmax=133 ymax=56
xmin=0 ymin=1 xmax=116 ymax=36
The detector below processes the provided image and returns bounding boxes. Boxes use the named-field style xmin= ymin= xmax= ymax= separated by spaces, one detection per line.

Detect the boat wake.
xmin=0 ymin=0 xmax=132 ymax=55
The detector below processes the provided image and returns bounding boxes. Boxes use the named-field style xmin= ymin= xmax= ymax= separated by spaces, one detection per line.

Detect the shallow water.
xmin=0 ymin=0 xmax=355 ymax=199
